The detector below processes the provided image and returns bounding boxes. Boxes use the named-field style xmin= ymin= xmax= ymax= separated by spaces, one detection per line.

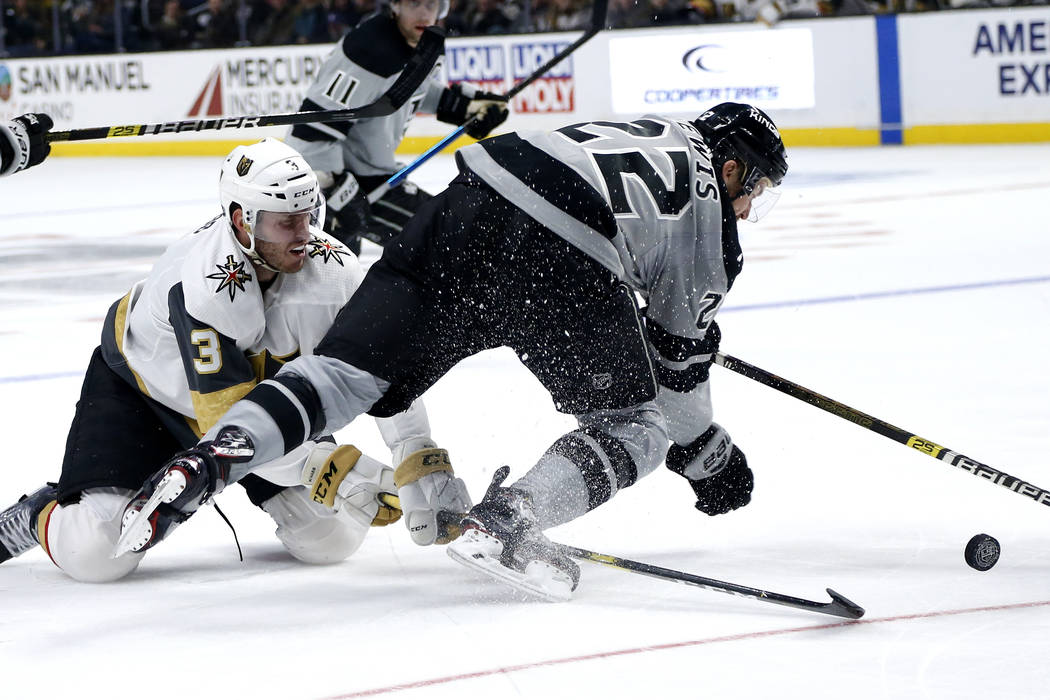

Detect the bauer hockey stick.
xmin=45 ymin=27 xmax=446 ymax=144
xmin=367 ymin=0 xmax=610 ymax=204
xmin=714 ymin=352 xmax=1050 ymax=510
xmin=561 ymin=544 xmax=865 ymax=619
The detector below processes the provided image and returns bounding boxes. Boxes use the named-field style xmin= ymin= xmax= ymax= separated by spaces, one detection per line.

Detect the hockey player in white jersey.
xmin=0 ymin=138 xmax=469 ymax=581
xmin=0 ymin=113 xmax=52 ymax=178
xmin=284 ymin=0 xmax=508 ymax=254
xmin=118 ymin=103 xmax=787 ymax=601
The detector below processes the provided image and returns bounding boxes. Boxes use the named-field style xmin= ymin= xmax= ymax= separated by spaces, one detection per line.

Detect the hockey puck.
xmin=964 ymin=534 xmax=1000 ymax=571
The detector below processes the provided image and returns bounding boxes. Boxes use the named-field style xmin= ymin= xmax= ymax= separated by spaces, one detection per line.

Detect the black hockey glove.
xmin=666 ymin=423 xmax=753 ymax=516
xmin=0 ymin=113 xmax=53 ymax=177
xmin=435 ymin=84 xmax=509 ymax=139
xmin=324 ymin=171 xmax=371 ymax=243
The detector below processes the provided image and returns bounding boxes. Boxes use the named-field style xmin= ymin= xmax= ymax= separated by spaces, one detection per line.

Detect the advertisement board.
xmin=607 ymin=28 xmax=816 ymax=114
xmin=0 ymin=46 xmax=331 ymax=141
xmin=898 ymin=7 xmax=1050 ymax=126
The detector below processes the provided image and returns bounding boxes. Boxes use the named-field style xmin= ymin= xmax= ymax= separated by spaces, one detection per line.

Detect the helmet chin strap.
xmin=229 ymin=219 xmax=281 ymax=274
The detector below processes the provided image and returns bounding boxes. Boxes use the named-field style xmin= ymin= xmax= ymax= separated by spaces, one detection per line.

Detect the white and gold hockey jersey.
xmin=102 ymin=215 xmax=361 ymax=436
xmin=284 ymin=13 xmax=445 ymax=177
xmin=455 ymin=116 xmax=742 ymax=445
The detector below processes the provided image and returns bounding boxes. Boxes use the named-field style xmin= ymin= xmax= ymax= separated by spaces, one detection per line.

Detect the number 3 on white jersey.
xmin=191 ymin=329 xmax=223 ymax=374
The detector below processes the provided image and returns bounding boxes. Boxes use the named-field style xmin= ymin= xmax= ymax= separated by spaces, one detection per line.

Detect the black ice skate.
xmin=0 ymin=483 xmax=58 ymax=563
xmin=447 ymin=466 xmax=580 ymax=602
xmin=114 ymin=427 xmax=254 ymax=556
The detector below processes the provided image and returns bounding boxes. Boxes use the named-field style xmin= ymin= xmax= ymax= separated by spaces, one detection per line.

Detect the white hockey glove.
xmin=394 ymin=448 xmax=471 ymax=546
xmin=301 ymin=443 xmax=402 ymax=528
xmin=0 ymin=113 xmax=53 ymax=177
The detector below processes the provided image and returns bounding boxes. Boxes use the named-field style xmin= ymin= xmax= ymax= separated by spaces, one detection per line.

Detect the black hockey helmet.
xmin=692 ymin=102 xmax=788 ymax=196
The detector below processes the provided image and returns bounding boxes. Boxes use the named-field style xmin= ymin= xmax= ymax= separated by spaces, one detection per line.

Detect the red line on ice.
xmin=321 ymin=598 xmax=1050 ymax=698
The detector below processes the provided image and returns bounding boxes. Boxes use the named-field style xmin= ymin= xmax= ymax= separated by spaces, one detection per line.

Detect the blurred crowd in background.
xmin=1 ymin=0 xmax=1046 ymax=57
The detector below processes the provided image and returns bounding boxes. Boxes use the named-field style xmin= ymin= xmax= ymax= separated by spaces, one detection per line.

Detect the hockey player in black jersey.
xmin=285 ymin=0 xmax=509 ymax=255
xmin=120 ymin=103 xmax=788 ymax=601
xmin=0 ymin=113 xmax=52 ymax=178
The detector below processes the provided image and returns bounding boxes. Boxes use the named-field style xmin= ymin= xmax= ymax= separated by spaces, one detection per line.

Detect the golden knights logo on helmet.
xmin=236 ymin=156 xmax=253 ymax=177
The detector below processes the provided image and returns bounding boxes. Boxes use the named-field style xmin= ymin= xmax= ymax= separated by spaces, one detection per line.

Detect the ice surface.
xmin=1 ymin=145 xmax=1049 ymax=699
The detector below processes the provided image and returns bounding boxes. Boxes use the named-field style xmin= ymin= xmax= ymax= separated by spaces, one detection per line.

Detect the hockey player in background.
xmin=0 ymin=138 xmax=470 ymax=581
xmin=285 ymin=0 xmax=509 ymax=254
xmin=0 ymin=113 xmax=52 ymax=178
xmin=118 ymin=103 xmax=788 ymax=601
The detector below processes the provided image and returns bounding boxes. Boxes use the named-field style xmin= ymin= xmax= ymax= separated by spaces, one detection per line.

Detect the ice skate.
xmin=0 ymin=483 xmax=58 ymax=563
xmin=447 ymin=466 xmax=580 ymax=602
xmin=115 ymin=427 xmax=253 ymax=556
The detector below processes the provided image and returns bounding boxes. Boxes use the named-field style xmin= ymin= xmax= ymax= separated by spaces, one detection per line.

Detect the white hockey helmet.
xmin=219 ymin=138 xmax=323 ymax=264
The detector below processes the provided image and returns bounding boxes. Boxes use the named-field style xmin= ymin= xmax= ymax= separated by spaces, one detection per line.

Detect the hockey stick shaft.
xmin=46 ymin=27 xmax=446 ymax=144
xmin=368 ymin=0 xmax=609 ymax=203
xmin=714 ymin=352 xmax=1050 ymax=508
xmin=560 ymin=544 xmax=864 ymax=619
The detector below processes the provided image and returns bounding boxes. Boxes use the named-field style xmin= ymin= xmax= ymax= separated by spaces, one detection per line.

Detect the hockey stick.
xmin=45 ymin=27 xmax=446 ymax=144
xmin=714 ymin=352 xmax=1050 ymax=509
xmin=366 ymin=0 xmax=610 ymax=204
xmin=561 ymin=544 xmax=865 ymax=619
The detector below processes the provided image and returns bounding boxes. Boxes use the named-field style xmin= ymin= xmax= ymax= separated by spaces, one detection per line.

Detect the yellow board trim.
xmin=112 ymin=292 xmax=151 ymax=396
xmin=781 ymin=127 xmax=881 ymax=147
xmin=904 ymin=123 xmax=1050 ymax=144
xmin=190 ymin=379 xmax=257 ymax=434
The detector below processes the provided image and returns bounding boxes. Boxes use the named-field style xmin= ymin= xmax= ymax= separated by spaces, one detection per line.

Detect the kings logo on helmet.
xmin=748 ymin=106 xmax=780 ymax=139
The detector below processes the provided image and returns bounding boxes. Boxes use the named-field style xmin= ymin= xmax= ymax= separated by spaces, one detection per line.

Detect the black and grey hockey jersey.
xmin=455 ymin=116 xmax=742 ymax=445
xmin=286 ymin=14 xmax=445 ymax=177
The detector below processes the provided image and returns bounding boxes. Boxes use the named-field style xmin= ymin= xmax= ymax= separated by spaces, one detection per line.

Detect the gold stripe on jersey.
xmin=249 ymin=348 xmax=301 ymax=383
xmin=185 ymin=415 xmax=204 ymax=440
xmin=112 ymin=292 xmax=151 ymax=397
xmin=190 ymin=379 xmax=257 ymax=434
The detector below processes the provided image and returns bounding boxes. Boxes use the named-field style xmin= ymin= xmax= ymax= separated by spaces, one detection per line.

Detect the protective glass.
xmin=742 ymin=173 xmax=780 ymax=223
xmin=254 ymin=205 xmax=322 ymax=243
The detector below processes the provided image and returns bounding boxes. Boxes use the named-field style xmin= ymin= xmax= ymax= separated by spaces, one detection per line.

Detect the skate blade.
xmin=112 ymin=471 xmax=187 ymax=557
xmin=447 ymin=529 xmax=573 ymax=603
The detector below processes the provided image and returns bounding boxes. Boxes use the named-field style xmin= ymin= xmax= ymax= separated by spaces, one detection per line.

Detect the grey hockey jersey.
xmin=455 ymin=116 xmax=742 ymax=445
xmin=286 ymin=14 xmax=445 ymax=177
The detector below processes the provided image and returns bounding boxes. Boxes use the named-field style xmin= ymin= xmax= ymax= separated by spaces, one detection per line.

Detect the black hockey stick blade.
xmin=561 ymin=544 xmax=865 ymax=620
xmin=46 ymin=27 xmax=445 ymax=144
xmin=825 ymin=588 xmax=866 ymax=619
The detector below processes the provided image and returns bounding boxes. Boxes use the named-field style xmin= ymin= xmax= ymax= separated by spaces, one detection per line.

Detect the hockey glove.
xmin=115 ymin=426 xmax=254 ymax=556
xmin=0 ymin=113 xmax=53 ymax=177
xmin=666 ymin=423 xmax=753 ymax=516
xmin=301 ymin=442 xmax=401 ymax=528
xmin=435 ymin=84 xmax=509 ymax=139
xmin=394 ymin=448 xmax=472 ymax=546
xmin=325 ymin=171 xmax=371 ymax=243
